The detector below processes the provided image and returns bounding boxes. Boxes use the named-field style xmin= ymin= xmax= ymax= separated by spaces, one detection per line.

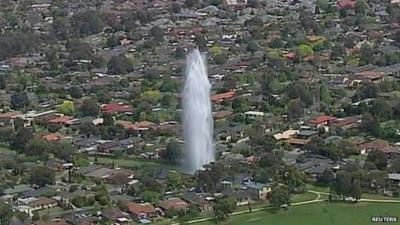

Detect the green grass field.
xmin=197 ymin=202 xmax=400 ymax=225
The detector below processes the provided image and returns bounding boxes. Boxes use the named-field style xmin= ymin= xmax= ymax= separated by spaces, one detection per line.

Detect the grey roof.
xmin=24 ymin=186 xmax=55 ymax=198
xmin=388 ymin=173 xmax=400 ymax=181
xmin=297 ymin=130 xmax=318 ymax=137
xmin=4 ymin=185 xmax=33 ymax=195
xmin=244 ymin=181 xmax=269 ymax=190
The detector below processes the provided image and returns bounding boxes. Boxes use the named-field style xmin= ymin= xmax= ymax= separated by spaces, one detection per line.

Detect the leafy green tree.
xmin=150 ymin=26 xmax=165 ymax=43
xmin=66 ymin=39 xmax=93 ymax=60
xmin=287 ymin=99 xmax=304 ymax=121
xmin=359 ymin=113 xmax=381 ymax=137
xmin=108 ymin=55 xmax=133 ymax=75
xmin=246 ymin=40 xmax=259 ymax=54
xmin=141 ymin=191 xmax=161 ymax=203
xmin=359 ymin=44 xmax=374 ymax=65
xmin=59 ymin=101 xmax=75 ymax=115
xmin=297 ymin=44 xmax=314 ymax=57
xmin=10 ymin=92 xmax=29 ymax=110
xmin=30 ymin=166 xmax=55 ymax=187
xmin=231 ymin=98 xmax=250 ymax=113
xmin=175 ymin=47 xmax=186 ymax=59
xmin=80 ymin=98 xmax=100 ymax=117
xmin=11 ymin=128 xmax=34 ymax=152
xmin=71 ymin=10 xmax=105 ymax=37
xmin=320 ymin=85 xmax=332 ymax=104
xmin=69 ymin=86 xmax=83 ymax=99
xmin=213 ymin=197 xmax=237 ymax=220
xmin=79 ymin=121 xmax=100 ymax=137
xmin=367 ymin=150 xmax=388 ymax=170
xmin=163 ymin=140 xmax=182 ymax=164
xmin=270 ymin=185 xmax=291 ymax=208
xmin=355 ymin=0 xmax=367 ymax=16
xmin=0 ymin=203 xmax=12 ymax=224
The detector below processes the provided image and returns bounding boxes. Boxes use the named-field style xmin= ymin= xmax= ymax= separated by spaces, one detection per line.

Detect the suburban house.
xmin=211 ymin=91 xmax=235 ymax=103
xmin=158 ymin=198 xmax=189 ymax=214
xmin=101 ymin=208 xmax=131 ymax=224
xmin=357 ymin=139 xmax=390 ymax=155
xmin=242 ymin=181 xmax=271 ymax=200
xmin=101 ymin=103 xmax=134 ymax=115
xmin=182 ymin=192 xmax=214 ymax=212
xmin=126 ymin=202 xmax=157 ymax=222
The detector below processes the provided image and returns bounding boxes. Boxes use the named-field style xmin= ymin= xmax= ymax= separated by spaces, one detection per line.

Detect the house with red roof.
xmin=101 ymin=103 xmax=133 ymax=115
xmin=126 ymin=202 xmax=157 ymax=221
xmin=158 ymin=198 xmax=189 ymax=214
xmin=48 ymin=116 xmax=77 ymax=125
xmin=211 ymin=91 xmax=235 ymax=103
xmin=337 ymin=0 xmax=357 ymax=9
xmin=116 ymin=120 xmax=155 ymax=131
xmin=308 ymin=115 xmax=337 ymax=127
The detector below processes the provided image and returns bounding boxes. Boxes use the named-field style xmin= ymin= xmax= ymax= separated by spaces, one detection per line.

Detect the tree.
xmin=106 ymin=35 xmax=120 ymax=48
xmin=297 ymin=44 xmax=314 ymax=58
xmin=80 ymin=98 xmax=100 ymax=117
xmin=317 ymin=168 xmax=334 ymax=186
xmin=163 ymin=140 xmax=182 ymax=164
xmin=175 ymin=47 xmax=186 ymax=59
xmin=108 ymin=55 xmax=133 ymax=75
xmin=185 ymin=0 xmax=199 ymax=8
xmin=367 ymin=150 xmax=388 ymax=170
xmin=270 ymin=185 xmax=290 ymax=208
xmin=194 ymin=35 xmax=207 ymax=51
xmin=26 ymin=139 xmax=51 ymax=158
xmin=287 ymin=99 xmax=304 ymax=121
xmin=141 ymin=191 xmax=161 ymax=203
xmin=213 ymin=197 xmax=236 ymax=220
xmin=246 ymin=40 xmax=259 ymax=55
xmin=355 ymin=0 xmax=367 ymax=16
xmin=334 ymin=171 xmax=352 ymax=200
xmin=359 ymin=113 xmax=381 ymax=137
xmin=150 ymin=26 xmax=165 ymax=43
xmin=231 ymin=98 xmax=250 ymax=113
xmin=11 ymin=128 xmax=34 ymax=152
xmin=66 ymin=39 xmax=93 ymax=60
xmin=71 ymin=10 xmax=104 ymax=37
xmin=59 ymin=101 xmax=75 ymax=116
xmin=79 ymin=121 xmax=100 ymax=137
xmin=0 ymin=203 xmax=12 ymax=225
xmin=30 ymin=166 xmax=55 ymax=187
xmin=360 ymin=43 xmax=374 ymax=65
xmin=69 ymin=86 xmax=83 ymax=99
xmin=10 ymin=92 xmax=29 ymax=110
xmin=331 ymin=44 xmax=345 ymax=60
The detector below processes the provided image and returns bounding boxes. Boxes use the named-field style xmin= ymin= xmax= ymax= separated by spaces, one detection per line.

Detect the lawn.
xmin=197 ymin=202 xmax=400 ymax=225
xmin=292 ymin=191 xmax=318 ymax=203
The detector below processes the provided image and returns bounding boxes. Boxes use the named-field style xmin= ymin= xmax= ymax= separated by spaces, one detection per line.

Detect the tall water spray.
xmin=183 ymin=49 xmax=214 ymax=173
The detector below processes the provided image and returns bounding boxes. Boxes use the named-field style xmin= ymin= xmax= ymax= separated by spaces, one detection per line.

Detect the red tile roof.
xmin=309 ymin=115 xmax=337 ymax=125
xmin=0 ymin=111 xmax=22 ymax=119
xmin=126 ymin=202 xmax=156 ymax=216
xmin=158 ymin=198 xmax=188 ymax=211
xmin=211 ymin=91 xmax=235 ymax=103
xmin=337 ymin=0 xmax=357 ymax=9
xmin=213 ymin=110 xmax=233 ymax=119
xmin=48 ymin=116 xmax=74 ymax=124
xmin=42 ymin=133 xmax=65 ymax=142
xmin=102 ymin=103 xmax=133 ymax=115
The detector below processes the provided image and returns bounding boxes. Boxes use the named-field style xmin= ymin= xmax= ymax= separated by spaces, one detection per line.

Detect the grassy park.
xmin=197 ymin=202 xmax=400 ymax=225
